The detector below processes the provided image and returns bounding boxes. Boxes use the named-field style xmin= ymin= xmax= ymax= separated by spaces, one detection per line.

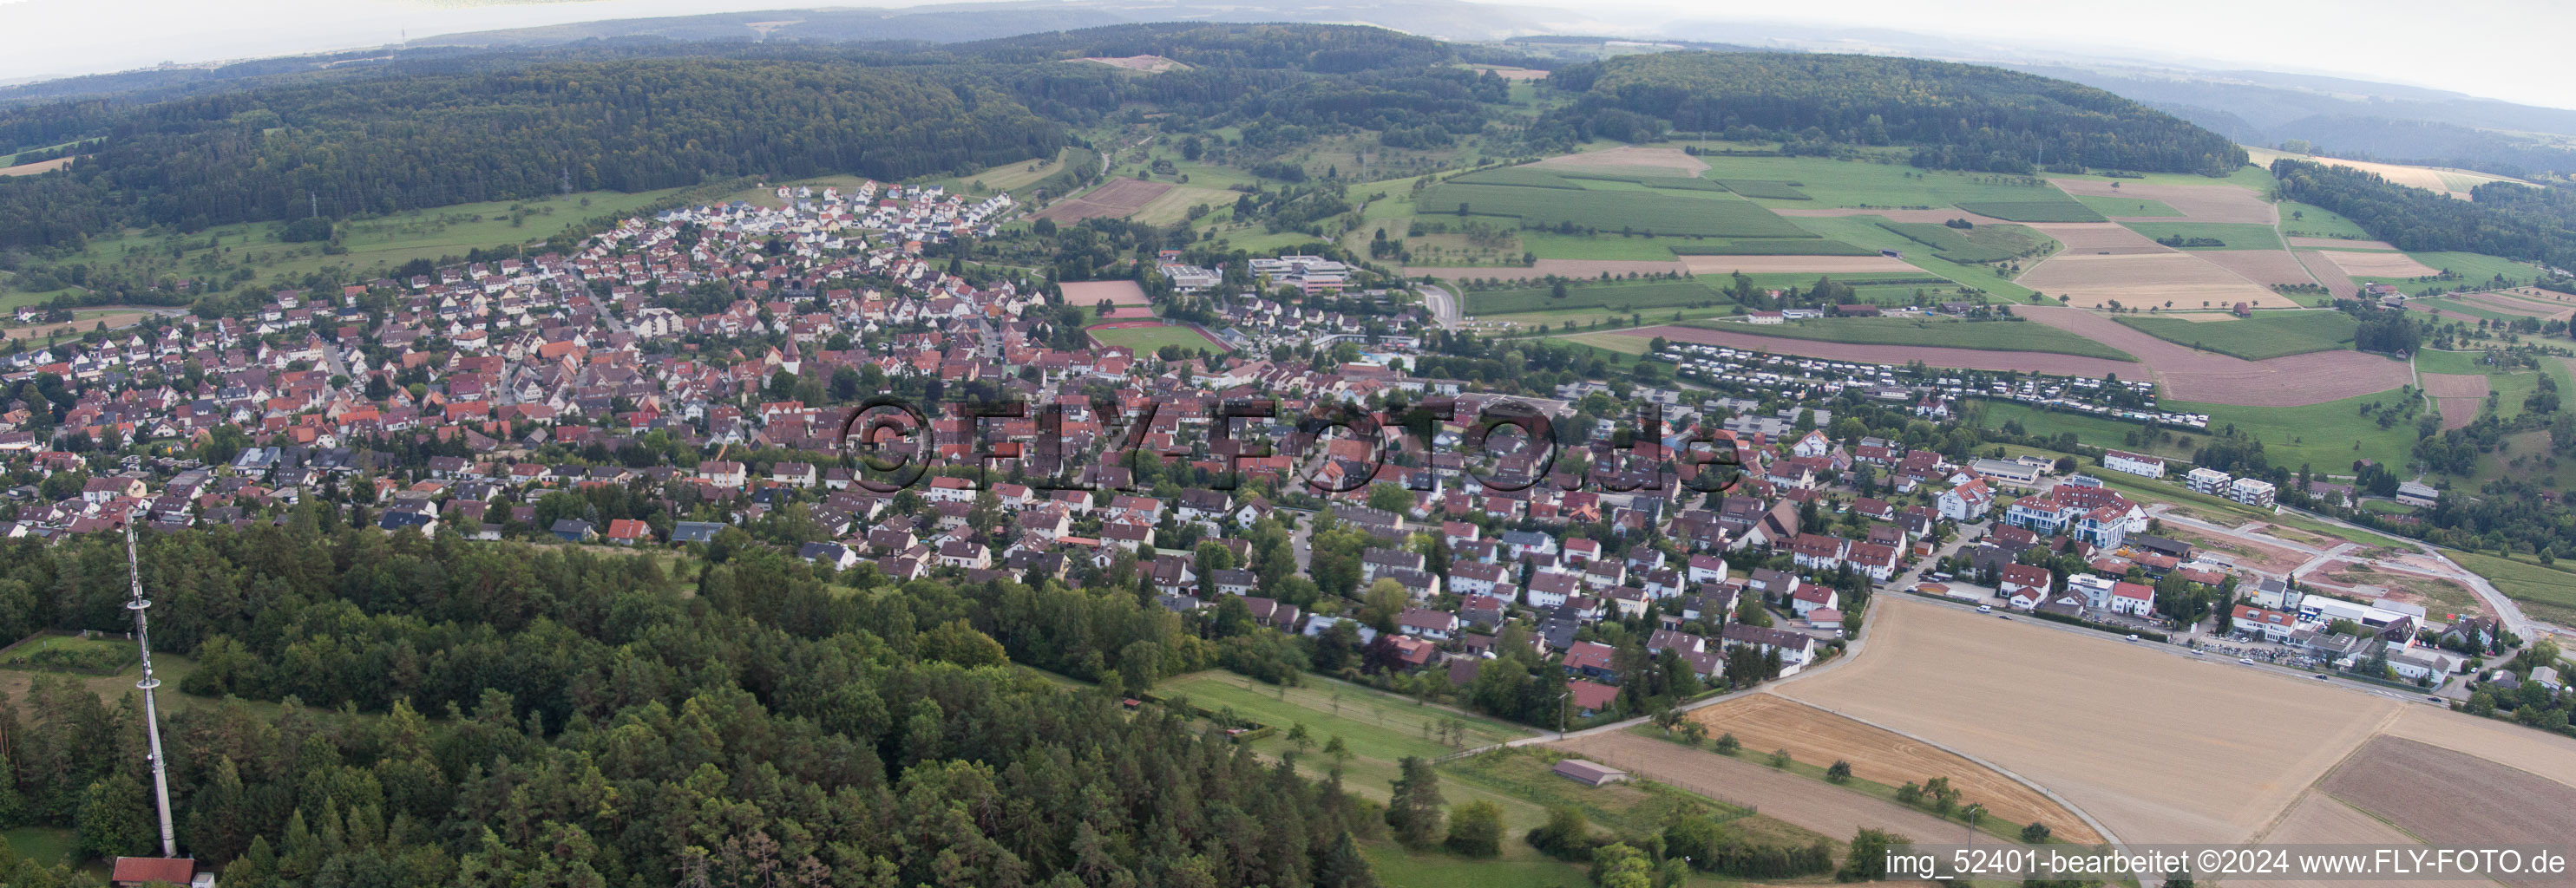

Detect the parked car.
xmin=2239 ymin=658 xmax=2256 ymax=665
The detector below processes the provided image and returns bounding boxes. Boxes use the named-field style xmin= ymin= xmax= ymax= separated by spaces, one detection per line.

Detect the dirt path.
xmin=2016 ymin=305 xmax=2414 ymax=405
xmin=1554 ymin=731 xmax=2009 ymax=846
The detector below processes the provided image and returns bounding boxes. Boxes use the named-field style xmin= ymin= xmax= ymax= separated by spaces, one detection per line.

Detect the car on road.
xmin=2126 ymin=634 xmax=2140 ymax=641
xmin=1977 ymin=604 xmax=1992 ymax=613
xmin=2239 ymin=658 xmax=2256 ymax=665
xmin=2313 ymin=674 xmax=2330 ymax=681
xmin=2428 ymin=695 xmax=2446 ymax=702
xmin=1996 ymin=614 xmax=2011 ymax=620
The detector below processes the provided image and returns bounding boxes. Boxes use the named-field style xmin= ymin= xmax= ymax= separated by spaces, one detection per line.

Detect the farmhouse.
xmin=2102 ymin=450 xmax=2166 ymax=479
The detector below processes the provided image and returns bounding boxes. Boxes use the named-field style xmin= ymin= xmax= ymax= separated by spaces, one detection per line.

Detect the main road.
xmin=1419 ymin=283 xmax=1461 ymax=330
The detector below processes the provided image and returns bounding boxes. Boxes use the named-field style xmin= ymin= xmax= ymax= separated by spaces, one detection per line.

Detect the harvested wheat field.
xmin=2292 ymin=251 xmax=2363 ymax=300
xmin=2233 ymin=793 xmax=2449 ymax=888
xmin=2023 ymin=222 xmax=2174 ymax=256
xmin=2048 ymin=179 xmax=2277 ymax=224
xmin=2322 ymin=736 xmax=2576 ymax=885
xmin=1533 ymin=146 xmax=1707 ymax=176
xmin=2016 ymin=306 xmax=2413 ymax=405
xmin=2378 ymin=704 xmax=2576 ymax=788
xmin=2248 ymin=147 xmax=2527 ymax=200
xmin=2195 ymin=249 xmax=2324 ymax=289
xmin=1773 ymin=207 xmax=2013 ymax=225
xmin=2287 ymin=236 xmax=2399 ymax=251
xmin=1636 ymin=324 xmax=2138 ymax=377
xmin=0 ymin=157 xmax=70 ymax=177
xmin=2421 ymin=373 xmax=2491 ymax=429
xmin=1678 ymin=254 xmax=1918 ymax=275
xmin=1036 ymin=178 xmax=1174 ymax=222
xmin=2316 ymin=249 xmax=2443 ymax=278
xmin=1406 ymin=259 xmax=1688 ymax=281
xmin=1780 ymin=594 xmax=2399 ymax=844
xmin=1552 ymin=731 xmax=2017 ymax=846
xmin=1685 ymin=694 xmax=2100 ymax=842
xmin=2017 ymin=252 xmax=2298 ymax=310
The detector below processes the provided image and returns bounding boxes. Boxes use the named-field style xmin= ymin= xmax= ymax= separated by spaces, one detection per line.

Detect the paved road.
xmin=2147 ymin=503 xmax=2551 ymax=640
xmin=1419 ymin=284 xmax=1461 ymax=330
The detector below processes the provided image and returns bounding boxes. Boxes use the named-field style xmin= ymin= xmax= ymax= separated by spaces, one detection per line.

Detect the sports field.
xmin=1677 ymin=316 xmax=2135 ymax=360
xmin=2112 ymin=311 xmax=2356 ymax=360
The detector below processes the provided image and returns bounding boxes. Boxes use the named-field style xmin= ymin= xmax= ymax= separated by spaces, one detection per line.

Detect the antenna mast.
xmin=123 ymin=521 xmax=178 ymax=859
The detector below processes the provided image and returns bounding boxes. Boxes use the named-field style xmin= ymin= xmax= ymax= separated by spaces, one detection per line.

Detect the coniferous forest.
xmin=0 ymin=519 xmax=1380 ymax=888
xmin=2271 ymin=158 xmax=2576 ymax=272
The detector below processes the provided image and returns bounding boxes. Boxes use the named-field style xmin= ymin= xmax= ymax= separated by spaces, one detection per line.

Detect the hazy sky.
xmin=1 ymin=0 xmax=2570 ymax=109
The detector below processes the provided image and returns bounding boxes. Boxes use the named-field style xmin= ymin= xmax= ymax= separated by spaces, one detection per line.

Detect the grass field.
xmin=2443 ymin=551 xmax=2576 ymax=626
xmin=0 ymin=634 xmax=134 ymax=672
xmin=1681 ymin=317 xmax=2134 ymax=360
xmin=2277 ymin=201 xmax=2376 ymax=240
xmin=1155 ymin=673 xmax=1530 ymax=793
xmin=1514 ymin=232 xmax=1694 ymax=261
xmin=2115 ymin=221 xmax=2287 ymax=251
xmin=1878 ymin=220 xmax=2054 ymax=263
xmin=1682 ymin=155 xmax=2101 ymax=210
xmin=2112 ymin=311 xmax=2356 ymax=359
xmin=1784 ymin=215 xmax=2042 ymax=301
xmin=1415 ymin=181 xmax=1811 ymax=238
xmin=2173 ymin=388 xmax=2423 ymax=472
xmin=1952 ymin=198 xmax=2106 ymax=223
xmin=2075 ymin=194 xmax=2184 ymax=217
xmin=2401 ymin=252 xmax=2551 ymax=285
xmin=1665 ymin=238 xmax=1876 ymax=256
xmin=3 ymin=826 xmax=75 ymax=867
xmin=1469 ymin=279 xmax=1728 ymax=315
xmin=1088 ymin=323 xmax=1227 ymax=355
xmin=1970 ymin=400 xmax=2210 ymax=462
xmin=1713 ymin=179 xmax=1812 ymax=199
xmin=2409 ymin=297 xmax=2521 ymax=323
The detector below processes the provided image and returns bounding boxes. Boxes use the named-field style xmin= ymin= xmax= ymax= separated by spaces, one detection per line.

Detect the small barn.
xmin=1552 ymin=758 xmax=1629 ymax=787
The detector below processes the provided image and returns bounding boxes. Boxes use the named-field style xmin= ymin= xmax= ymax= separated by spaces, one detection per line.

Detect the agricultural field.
xmin=2276 ymin=200 xmax=2376 ymax=240
xmin=2048 ymin=177 xmax=2279 ymax=224
xmin=1950 ymin=199 xmax=2105 ymax=223
xmin=1554 ymin=731 xmax=2011 ymax=850
xmin=1664 ymin=238 xmax=1877 ymax=256
xmin=1414 ymin=180 xmax=1811 ymax=238
xmin=2111 ymin=311 xmax=2356 ymax=360
xmin=1036 ymin=177 xmax=1175 ymax=223
xmin=1642 ymin=323 xmax=2138 ymax=377
xmin=1682 ymin=154 xmax=2096 ymax=211
xmin=1680 ymin=694 xmax=2100 ymax=841
xmin=1875 ymin=220 xmax=2055 ymax=263
xmin=2016 ymin=305 xmax=2412 ymax=406
xmin=1778 ymin=215 xmax=2042 ymax=300
xmin=2245 ymin=147 xmax=2530 ymax=199
xmin=2313 ymin=249 xmax=2442 ymax=278
xmin=2073 ymin=194 xmax=2183 ymax=217
xmin=2195 ymin=249 xmax=2329 ymax=293
xmin=2114 ymin=220 xmax=2286 ymax=251
xmin=1710 ymin=180 xmax=1811 ymax=199
xmin=1780 ymin=594 xmax=2402 ymax=844
xmin=2319 ymin=736 xmax=2576 ymax=879
xmin=1676 ymin=316 xmax=2135 ymax=360
xmin=2016 ymin=252 xmax=2297 ymax=310
xmin=1467 ymin=278 xmax=1728 ymax=315
xmin=1674 ymin=254 xmax=1918 ymax=275
xmin=2026 ymin=221 xmax=2173 ymax=256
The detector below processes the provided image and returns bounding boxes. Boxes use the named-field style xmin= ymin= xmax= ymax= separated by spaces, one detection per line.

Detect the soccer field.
xmin=1088 ymin=323 xmax=1228 ymax=354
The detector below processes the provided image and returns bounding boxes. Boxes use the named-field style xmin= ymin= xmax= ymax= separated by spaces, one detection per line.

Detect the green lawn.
xmin=1681 ymin=155 xmax=2101 ymax=210
xmin=2445 ymin=551 xmax=2576 ymax=627
xmin=1969 ymin=401 xmax=2209 ymax=464
xmin=1361 ymin=846 xmax=1592 ymax=888
xmin=1467 ymin=279 xmax=1730 ymax=315
xmin=2112 ymin=311 xmax=2356 ymax=359
xmin=1784 ymin=215 xmax=2042 ymax=301
xmin=2403 ymin=252 xmax=2551 ymax=285
xmin=3 ymin=826 xmax=75 ymax=867
xmin=2115 ymin=221 xmax=2286 ymax=251
xmin=0 ymin=634 xmax=134 ymax=673
xmin=1088 ymin=323 xmax=1228 ymax=355
xmin=2074 ymin=194 xmax=2183 ymax=218
xmin=1681 ymin=317 xmax=2134 ymax=360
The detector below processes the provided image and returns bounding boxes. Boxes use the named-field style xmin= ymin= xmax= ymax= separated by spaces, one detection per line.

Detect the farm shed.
xmin=1553 ymin=758 xmax=1629 ymax=787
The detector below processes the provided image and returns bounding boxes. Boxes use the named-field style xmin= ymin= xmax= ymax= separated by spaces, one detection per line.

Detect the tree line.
xmin=2271 ymin=159 xmax=2576 ymax=273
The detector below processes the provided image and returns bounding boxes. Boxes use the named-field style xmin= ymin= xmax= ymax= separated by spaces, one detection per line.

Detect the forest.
xmin=1537 ymin=52 xmax=2248 ymax=175
xmin=0 ymin=517 xmax=1389 ymax=888
xmin=2271 ymin=158 xmax=2576 ymax=273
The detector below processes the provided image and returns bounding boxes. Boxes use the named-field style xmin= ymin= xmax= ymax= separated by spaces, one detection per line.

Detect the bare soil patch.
xmin=1407 ymin=259 xmax=1688 ymax=281
xmin=1781 ymin=595 xmax=2399 ymax=844
xmin=2024 ymin=222 xmax=2175 ymax=256
xmin=2195 ymin=250 xmax=2324 ymax=289
xmin=1678 ymin=254 xmax=1918 ymax=275
xmin=2159 ymin=526 xmax=2312 ymax=575
xmin=1685 ymin=694 xmax=2100 ymax=841
xmin=2378 ymin=705 xmax=2576 ymax=789
xmin=2016 ymin=306 xmax=2413 ymax=406
xmin=1532 ymin=146 xmax=1708 ymax=177
xmin=1553 ymin=731 xmax=2015 ymax=846
xmin=0 ymin=157 xmax=70 ymax=177
xmin=1036 ymin=178 xmax=1174 ymax=223
xmin=2048 ymin=179 xmax=2278 ymax=224
xmin=1061 ymin=280 xmax=1151 ymax=317
xmin=2322 ymin=736 xmax=2576 ymax=885
xmin=2017 ymin=252 xmax=2297 ymax=310
xmin=2420 ymin=373 xmax=2490 ymax=430
xmin=1635 ymin=323 xmax=2137 ymax=377
xmin=2316 ymin=250 xmax=2442 ymax=278
xmin=2287 ymin=236 xmax=2398 ymax=251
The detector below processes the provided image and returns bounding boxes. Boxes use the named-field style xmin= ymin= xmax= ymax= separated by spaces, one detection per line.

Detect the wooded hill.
xmin=1538 ymin=52 xmax=2248 ymax=176
xmin=2272 ymin=158 xmax=2576 ymax=273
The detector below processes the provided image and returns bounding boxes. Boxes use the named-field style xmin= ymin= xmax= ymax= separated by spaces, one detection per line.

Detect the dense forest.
xmin=1537 ymin=52 xmax=2247 ymax=175
xmin=2271 ymin=159 xmax=2576 ymax=273
xmin=0 ymin=57 xmax=1066 ymax=251
xmin=0 ymin=518 xmax=1395 ymax=888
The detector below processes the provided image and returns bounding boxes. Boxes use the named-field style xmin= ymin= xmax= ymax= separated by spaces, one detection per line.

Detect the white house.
xmin=2184 ymin=467 xmax=2232 ymax=496
xmin=2102 ymin=450 xmax=2166 ymax=480
xmin=2067 ymin=574 xmax=2116 ymax=610
xmin=1938 ymin=479 xmax=1994 ymax=521
xmin=1686 ymin=553 xmax=1729 ymax=586
xmin=2108 ymin=581 xmax=2155 ymax=617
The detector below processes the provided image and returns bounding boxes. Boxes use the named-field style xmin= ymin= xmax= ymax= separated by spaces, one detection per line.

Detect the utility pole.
xmin=124 ymin=522 xmax=177 ymax=858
